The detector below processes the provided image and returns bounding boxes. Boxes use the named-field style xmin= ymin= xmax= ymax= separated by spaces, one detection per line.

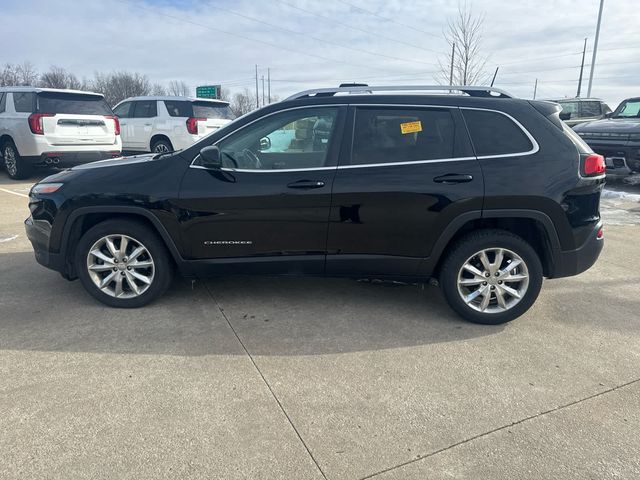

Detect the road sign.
xmin=196 ymin=85 xmax=221 ymax=99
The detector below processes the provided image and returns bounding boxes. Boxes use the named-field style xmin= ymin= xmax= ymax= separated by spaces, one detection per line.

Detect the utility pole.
xmin=267 ymin=68 xmax=271 ymax=104
xmin=255 ymin=64 xmax=259 ymax=108
xmin=490 ymin=66 xmax=499 ymax=87
xmin=587 ymin=0 xmax=604 ymax=97
xmin=577 ymin=38 xmax=587 ymax=97
xmin=261 ymin=75 xmax=265 ymax=106
xmin=448 ymin=42 xmax=456 ymax=85
xmin=533 ymin=78 xmax=538 ymax=100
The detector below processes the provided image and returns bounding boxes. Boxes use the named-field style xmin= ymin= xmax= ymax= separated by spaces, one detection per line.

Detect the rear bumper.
xmin=24 ymin=150 xmax=122 ymax=168
xmin=550 ymin=222 xmax=604 ymax=278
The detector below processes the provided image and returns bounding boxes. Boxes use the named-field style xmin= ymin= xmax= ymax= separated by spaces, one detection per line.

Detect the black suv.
xmin=25 ymin=85 xmax=605 ymax=324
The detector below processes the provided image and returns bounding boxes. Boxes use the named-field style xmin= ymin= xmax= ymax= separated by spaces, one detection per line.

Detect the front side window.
xmin=113 ymin=102 xmax=132 ymax=118
xmin=213 ymin=107 xmax=339 ymax=170
xmin=580 ymin=101 xmax=602 ymax=117
xmin=132 ymin=100 xmax=157 ymax=118
xmin=0 ymin=93 xmax=6 ymax=113
xmin=352 ymin=107 xmax=456 ymax=165
xmin=13 ymin=92 xmax=35 ymax=113
xmin=462 ymin=109 xmax=533 ymax=157
xmin=613 ymin=99 xmax=640 ymax=118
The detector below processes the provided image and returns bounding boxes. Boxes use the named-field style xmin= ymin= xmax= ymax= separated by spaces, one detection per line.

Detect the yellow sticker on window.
xmin=400 ymin=120 xmax=422 ymax=134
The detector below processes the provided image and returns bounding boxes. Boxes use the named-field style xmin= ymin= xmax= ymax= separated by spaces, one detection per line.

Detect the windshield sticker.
xmin=400 ymin=120 xmax=422 ymax=134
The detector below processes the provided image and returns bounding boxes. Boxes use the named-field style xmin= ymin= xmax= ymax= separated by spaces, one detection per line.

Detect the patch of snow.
xmin=0 ymin=234 xmax=19 ymax=243
xmin=601 ymin=189 xmax=640 ymax=202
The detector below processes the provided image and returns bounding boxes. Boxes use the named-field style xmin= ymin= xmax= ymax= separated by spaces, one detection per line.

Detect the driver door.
xmin=177 ymin=106 xmax=346 ymax=274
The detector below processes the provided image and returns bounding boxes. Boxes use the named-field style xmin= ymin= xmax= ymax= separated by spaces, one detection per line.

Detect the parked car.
xmin=0 ymin=87 xmax=121 ymax=179
xmin=552 ymin=97 xmax=611 ymax=127
xmin=573 ymin=96 xmax=640 ymax=175
xmin=112 ymin=96 xmax=235 ymax=154
xmin=25 ymin=85 xmax=605 ymax=324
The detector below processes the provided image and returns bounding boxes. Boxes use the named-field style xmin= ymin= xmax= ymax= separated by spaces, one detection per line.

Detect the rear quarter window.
xmin=462 ymin=109 xmax=533 ymax=157
xmin=13 ymin=92 xmax=35 ymax=113
xmin=37 ymin=92 xmax=112 ymax=115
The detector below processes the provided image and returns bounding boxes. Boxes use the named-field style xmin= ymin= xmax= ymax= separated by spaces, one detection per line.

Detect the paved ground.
xmin=1 ymin=171 xmax=639 ymax=480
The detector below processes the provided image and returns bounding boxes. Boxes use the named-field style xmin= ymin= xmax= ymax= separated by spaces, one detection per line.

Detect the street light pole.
xmin=587 ymin=0 xmax=604 ymax=97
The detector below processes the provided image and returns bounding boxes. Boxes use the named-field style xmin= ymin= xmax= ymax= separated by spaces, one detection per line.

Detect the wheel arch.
xmin=423 ymin=209 xmax=561 ymax=278
xmin=150 ymin=134 xmax=173 ymax=152
xmin=60 ymin=207 xmax=184 ymax=279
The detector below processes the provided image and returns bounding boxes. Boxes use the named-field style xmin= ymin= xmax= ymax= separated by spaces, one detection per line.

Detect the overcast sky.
xmin=2 ymin=0 xmax=638 ymax=107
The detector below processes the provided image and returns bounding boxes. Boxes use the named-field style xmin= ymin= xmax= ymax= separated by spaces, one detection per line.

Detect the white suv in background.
xmin=112 ymin=96 xmax=235 ymax=153
xmin=0 ymin=87 xmax=122 ymax=179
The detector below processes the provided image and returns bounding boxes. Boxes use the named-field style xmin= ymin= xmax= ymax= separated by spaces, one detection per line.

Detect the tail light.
xmin=582 ymin=153 xmax=605 ymax=177
xmin=186 ymin=117 xmax=205 ymax=135
xmin=28 ymin=113 xmax=54 ymax=135
xmin=105 ymin=115 xmax=120 ymax=135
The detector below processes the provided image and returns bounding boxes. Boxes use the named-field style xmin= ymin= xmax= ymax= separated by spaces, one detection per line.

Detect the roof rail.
xmin=284 ymin=85 xmax=514 ymax=101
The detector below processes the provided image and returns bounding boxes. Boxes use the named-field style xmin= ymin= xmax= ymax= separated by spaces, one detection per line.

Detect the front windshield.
xmin=613 ymin=99 xmax=640 ymax=118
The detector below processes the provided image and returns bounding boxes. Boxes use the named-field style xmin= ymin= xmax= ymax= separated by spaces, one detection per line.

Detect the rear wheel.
xmin=440 ymin=229 xmax=543 ymax=324
xmin=151 ymin=138 xmax=173 ymax=154
xmin=75 ymin=220 xmax=174 ymax=308
xmin=2 ymin=140 xmax=32 ymax=180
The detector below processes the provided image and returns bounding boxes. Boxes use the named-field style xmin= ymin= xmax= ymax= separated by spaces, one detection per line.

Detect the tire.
xmin=2 ymin=140 xmax=32 ymax=180
xmin=151 ymin=138 xmax=173 ymax=154
xmin=75 ymin=219 xmax=174 ymax=308
xmin=439 ymin=229 xmax=543 ymax=325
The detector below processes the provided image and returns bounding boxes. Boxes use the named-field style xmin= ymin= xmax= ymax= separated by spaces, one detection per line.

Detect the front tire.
xmin=151 ymin=138 xmax=173 ymax=154
xmin=440 ymin=229 xmax=543 ymax=325
xmin=2 ymin=140 xmax=32 ymax=180
xmin=75 ymin=220 xmax=174 ymax=308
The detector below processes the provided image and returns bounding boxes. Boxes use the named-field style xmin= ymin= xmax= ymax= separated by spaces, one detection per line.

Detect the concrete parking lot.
xmin=1 ymin=171 xmax=639 ymax=480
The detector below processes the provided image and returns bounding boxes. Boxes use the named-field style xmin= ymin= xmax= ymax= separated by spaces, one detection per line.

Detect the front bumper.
xmin=584 ymin=142 xmax=640 ymax=175
xmin=24 ymin=216 xmax=66 ymax=274
xmin=550 ymin=222 xmax=604 ymax=278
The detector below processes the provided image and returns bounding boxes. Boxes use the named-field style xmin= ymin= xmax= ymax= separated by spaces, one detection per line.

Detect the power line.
xmin=337 ymin=0 xmax=441 ymax=38
xmin=273 ymin=0 xmax=443 ymax=55
xmin=204 ymin=2 xmax=440 ymax=67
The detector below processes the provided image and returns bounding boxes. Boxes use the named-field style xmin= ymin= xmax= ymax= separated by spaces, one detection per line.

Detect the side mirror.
xmin=199 ymin=146 xmax=222 ymax=169
xmin=559 ymin=112 xmax=571 ymax=121
xmin=604 ymin=112 xmax=613 ymax=118
xmin=259 ymin=136 xmax=271 ymax=151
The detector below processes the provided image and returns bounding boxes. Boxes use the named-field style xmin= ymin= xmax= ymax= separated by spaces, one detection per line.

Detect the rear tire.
xmin=439 ymin=229 xmax=543 ymax=325
xmin=2 ymin=140 xmax=32 ymax=180
xmin=75 ymin=220 xmax=174 ymax=308
xmin=151 ymin=138 xmax=173 ymax=154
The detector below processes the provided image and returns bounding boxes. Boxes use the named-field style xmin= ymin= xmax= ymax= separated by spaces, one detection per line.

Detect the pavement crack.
xmin=361 ymin=377 xmax=640 ymax=479
xmin=204 ymin=282 xmax=329 ymax=480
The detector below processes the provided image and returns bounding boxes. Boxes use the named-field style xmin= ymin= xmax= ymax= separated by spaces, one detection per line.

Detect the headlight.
xmin=30 ymin=183 xmax=63 ymax=195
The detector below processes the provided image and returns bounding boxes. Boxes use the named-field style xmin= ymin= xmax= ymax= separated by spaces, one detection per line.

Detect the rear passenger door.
xmin=326 ymin=105 xmax=484 ymax=277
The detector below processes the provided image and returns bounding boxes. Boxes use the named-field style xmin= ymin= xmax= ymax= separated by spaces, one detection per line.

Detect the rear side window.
xmin=164 ymin=100 xmax=192 ymax=117
xmin=580 ymin=101 xmax=602 ymax=117
xmin=37 ymin=92 xmax=112 ymax=115
xmin=192 ymin=101 xmax=235 ymax=120
xmin=352 ymin=107 xmax=456 ymax=165
xmin=462 ymin=109 xmax=533 ymax=157
xmin=13 ymin=92 xmax=35 ymax=112
xmin=0 ymin=93 xmax=5 ymax=113
xmin=132 ymin=101 xmax=157 ymax=118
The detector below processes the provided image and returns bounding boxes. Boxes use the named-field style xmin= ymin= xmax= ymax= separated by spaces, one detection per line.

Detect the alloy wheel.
xmin=153 ymin=143 xmax=170 ymax=153
xmin=3 ymin=146 xmax=17 ymax=177
xmin=86 ymin=234 xmax=155 ymax=298
xmin=456 ymin=248 xmax=529 ymax=314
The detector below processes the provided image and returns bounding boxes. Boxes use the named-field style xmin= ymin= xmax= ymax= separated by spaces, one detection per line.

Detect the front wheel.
xmin=75 ymin=220 xmax=174 ymax=308
xmin=440 ymin=229 xmax=543 ymax=325
xmin=151 ymin=138 xmax=173 ymax=154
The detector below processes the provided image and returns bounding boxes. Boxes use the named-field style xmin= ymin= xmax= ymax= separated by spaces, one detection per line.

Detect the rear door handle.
xmin=287 ymin=180 xmax=325 ymax=189
xmin=433 ymin=174 xmax=474 ymax=184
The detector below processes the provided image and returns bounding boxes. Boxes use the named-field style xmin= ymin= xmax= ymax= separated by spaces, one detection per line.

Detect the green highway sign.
xmin=196 ymin=85 xmax=221 ymax=99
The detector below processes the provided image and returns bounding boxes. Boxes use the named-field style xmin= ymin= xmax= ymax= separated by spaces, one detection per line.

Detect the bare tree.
xmin=0 ymin=62 xmax=39 ymax=86
xmin=39 ymin=66 xmax=84 ymax=90
xmin=229 ymin=88 xmax=258 ymax=117
xmin=437 ymin=1 xmax=488 ymax=85
xmin=151 ymin=83 xmax=167 ymax=96
xmin=91 ymin=71 xmax=151 ymax=106
xmin=167 ymin=80 xmax=190 ymax=97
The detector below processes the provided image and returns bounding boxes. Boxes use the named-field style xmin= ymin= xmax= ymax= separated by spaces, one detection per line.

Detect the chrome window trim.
xmin=189 ymin=103 xmax=539 ymax=172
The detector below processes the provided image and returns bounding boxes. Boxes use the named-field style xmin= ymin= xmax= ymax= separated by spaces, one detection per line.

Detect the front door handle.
xmin=433 ymin=174 xmax=474 ymax=184
xmin=287 ymin=180 xmax=325 ymax=189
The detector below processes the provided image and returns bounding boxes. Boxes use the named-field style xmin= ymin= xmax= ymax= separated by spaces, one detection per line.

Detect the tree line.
xmin=0 ymin=62 xmax=266 ymax=116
